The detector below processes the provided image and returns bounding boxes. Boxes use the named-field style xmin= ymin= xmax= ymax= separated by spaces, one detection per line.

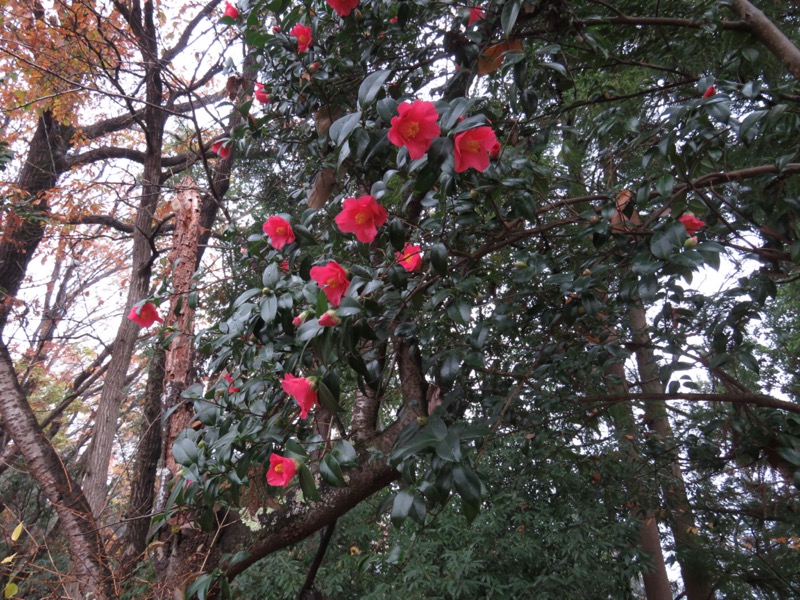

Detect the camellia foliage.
xmin=165 ymin=0 xmax=800 ymax=597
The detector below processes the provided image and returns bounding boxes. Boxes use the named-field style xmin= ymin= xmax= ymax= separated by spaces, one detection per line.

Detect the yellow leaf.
xmin=3 ymin=582 xmax=18 ymax=599
xmin=1 ymin=553 xmax=17 ymax=565
xmin=10 ymin=523 xmax=23 ymax=543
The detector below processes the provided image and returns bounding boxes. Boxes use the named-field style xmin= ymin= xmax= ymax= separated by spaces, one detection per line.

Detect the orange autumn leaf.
xmin=478 ymin=39 xmax=523 ymax=76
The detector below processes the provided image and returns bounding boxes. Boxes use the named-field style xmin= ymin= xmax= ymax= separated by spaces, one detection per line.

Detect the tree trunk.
xmin=0 ymin=111 xmax=70 ymax=334
xmin=630 ymin=303 xmax=715 ymax=600
xmin=605 ymin=352 xmax=673 ymax=600
xmin=119 ymin=344 xmax=165 ymax=571
xmin=0 ymin=342 xmax=115 ymax=599
xmin=80 ymin=23 xmax=167 ymax=515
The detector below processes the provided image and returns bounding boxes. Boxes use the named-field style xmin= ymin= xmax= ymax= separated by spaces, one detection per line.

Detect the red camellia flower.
xmin=267 ymin=453 xmax=297 ymax=487
xmin=678 ymin=213 xmax=706 ymax=235
xmin=468 ymin=7 xmax=485 ymax=26
xmin=310 ymin=261 xmax=350 ymax=306
xmin=223 ymin=2 xmax=239 ymax=19
xmin=327 ymin=0 xmax=359 ymax=17
xmin=127 ymin=302 xmax=162 ymax=328
xmin=281 ymin=373 xmax=319 ymax=419
xmin=254 ymin=82 xmax=269 ymax=104
xmin=454 ymin=126 xmax=498 ymax=173
xmin=290 ymin=23 xmax=312 ymax=52
xmin=390 ymin=16 xmax=398 ymax=23
xmin=225 ymin=374 xmax=240 ymax=393
xmin=387 ymin=100 xmax=441 ymax=160
xmin=334 ymin=195 xmax=388 ymax=243
xmin=703 ymin=85 xmax=716 ymax=98
xmin=211 ymin=140 xmax=230 ymax=159
xmin=262 ymin=216 xmax=296 ymax=249
xmin=396 ymin=243 xmax=423 ymax=272
xmin=318 ymin=310 xmax=340 ymax=327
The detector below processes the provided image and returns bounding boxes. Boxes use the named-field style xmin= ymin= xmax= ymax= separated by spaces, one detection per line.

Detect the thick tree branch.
xmin=731 ymin=0 xmax=800 ymax=82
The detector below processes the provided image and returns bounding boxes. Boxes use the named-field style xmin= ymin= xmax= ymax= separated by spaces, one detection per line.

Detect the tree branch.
xmin=579 ymin=392 xmax=800 ymax=414
xmin=731 ymin=0 xmax=800 ymax=82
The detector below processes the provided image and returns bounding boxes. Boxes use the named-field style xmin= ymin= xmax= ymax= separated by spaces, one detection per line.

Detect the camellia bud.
xmin=262 ymin=287 xmax=272 ymax=295
xmin=582 ymin=268 xmax=592 ymax=276
xmin=416 ymin=416 xmax=428 ymax=425
xmin=309 ymin=62 xmax=320 ymax=73
xmin=684 ymin=236 xmax=699 ymax=248
xmin=470 ymin=189 xmax=479 ymax=200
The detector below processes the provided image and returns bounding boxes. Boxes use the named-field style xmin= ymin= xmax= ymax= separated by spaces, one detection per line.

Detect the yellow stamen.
xmin=274 ymin=463 xmax=284 ymax=474
xmin=355 ymin=212 xmax=368 ymax=225
xmin=403 ymin=121 xmax=420 ymax=139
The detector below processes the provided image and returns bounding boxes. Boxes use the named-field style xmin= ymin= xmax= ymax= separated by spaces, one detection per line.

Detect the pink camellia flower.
xmin=225 ymin=374 xmax=240 ymax=393
xmin=211 ymin=141 xmax=231 ymax=159
xmin=290 ymin=23 xmax=312 ymax=52
xmin=267 ymin=453 xmax=298 ymax=487
xmin=327 ymin=0 xmax=359 ymax=17
xmin=254 ymin=82 xmax=270 ymax=104
xmin=310 ymin=261 xmax=350 ymax=306
xmin=334 ymin=195 xmax=388 ymax=243
xmin=489 ymin=140 xmax=502 ymax=158
xmin=223 ymin=2 xmax=239 ymax=19
xmin=678 ymin=213 xmax=706 ymax=235
xmin=281 ymin=373 xmax=319 ymax=419
xmin=127 ymin=302 xmax=162 ymax=328
xmin=396 ymin=243 xmax=423 ymax=272
xmin=387 ymin=100 xmax=441 ymax=160
xmin=703 ymin=85 xmax=716 ymax=98
xmin=454 ymin=126 xmax=498 ymax=173
xmin=292 ymin=311 xmax=310 ymax=326
xmin=318 ymin=310 xmax=340 ymax=327
xmin=468 ymin=7 xmax=485 ymax=26
xmin=263 ymin=216 xmax=296 ymax=249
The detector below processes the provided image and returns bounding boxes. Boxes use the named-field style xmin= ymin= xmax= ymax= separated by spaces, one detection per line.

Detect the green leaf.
xmin=172 ymin=437 xmax=199 ymax=466
xmin=337 ymin=296 xmax=363 ymax=317
xmin=332 ymin=440 xmax=357 ymax=465
xmin=316 ymin=380 xmax=341 ymax=412
xmin=262 ymin=263 xmax=279 ymax=287
xmin=501 ymin=0 xmax=521 ymax=38
xmin=391 ymin=490 xmax=414 ymax=527
xmin=233 ymin=288 xmax=262 ymax=308
xmin=440 ymin=354 xmax=461 ymax=387
xmin=329 ymin=111 xmax=363 ymax=146
xmin=320 ymin=454 xmax=347 ymax=487
xmin=4 ymin=583 xmax=18 ymax=599
xmin=358 ymin=69 xmax=391 ymax=108
xmin=260 ymin=295 xmax=278 ymax=323
xmin=298 ymin=464 xmax=321 ymax=502
xmin=452 ymin=465 xmax=482 ymax=506
xmin=650 ymin=222 xmax=686 ymax=259
xmin=430 ymin=243 xmax=448 ymax=274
